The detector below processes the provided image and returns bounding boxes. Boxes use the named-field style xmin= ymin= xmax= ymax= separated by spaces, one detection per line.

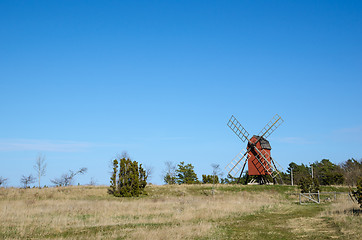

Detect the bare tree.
xmin=115 ymin=151 xmax=130 ymax=160
xmin=21 ymin=174 xmax=36 ymax=188
xmin=211 ymin=164 xmax=223 ymax=196
xmin=212 ymin=164 xmax=223 ymax=181
xmin=109 ymin=151 xmax=131 ymax=175
xmin=33 ymin=154 xmax=47 ymax=188
xmin=340 ymin=158 xmax=362 ymax=186
xmin=144 ymin=164 xmax=153 ymax=182
xmin=163 ymin=161 xmax=176 ymax=184
xmin=51 ymin=167 xmax=87 ymax=186
xmin=0 ymin=177 xmax=8 ymax=187
xmin=88 ymin=177 xmax=97 ymax=186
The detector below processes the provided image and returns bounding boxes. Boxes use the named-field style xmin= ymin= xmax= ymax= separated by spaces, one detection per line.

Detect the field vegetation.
xmin=0 ymin=184 xmax=360 ymax=239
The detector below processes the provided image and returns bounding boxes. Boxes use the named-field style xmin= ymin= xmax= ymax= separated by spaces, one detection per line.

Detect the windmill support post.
xmin=244 ymin=174 xmax=249 ymax=185
xmin=271 ymin=157 xmax=283 ymax=184
xmin=237 ymin=160 xmax=248 ymax=184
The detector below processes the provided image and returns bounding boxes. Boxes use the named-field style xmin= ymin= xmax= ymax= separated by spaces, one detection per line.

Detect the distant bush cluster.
xmin=281 ymin=158 xmax=361 ymax=187
xmin=164 ymin=161 xmax=199 ymax=184
xmin=161 ymin=158 xmax=361 ymax=189
xmin=202 ymin=175 xmax=219 ymax=184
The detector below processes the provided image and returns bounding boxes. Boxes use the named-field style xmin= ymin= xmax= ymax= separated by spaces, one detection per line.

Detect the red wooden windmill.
xmin=226 ymin=114 xmax=284 ymax=184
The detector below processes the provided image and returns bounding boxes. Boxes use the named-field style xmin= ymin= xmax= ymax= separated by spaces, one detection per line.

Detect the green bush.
xmin=108 ymin=157 xmax=147 ymax=197
xmin=353 ymin=178 xmax=362 ymax=208
xmin=202 ymin=174 xmax=219 ymax=184
xmin=299 ymin=176 xmax=320 ymax=193
xmin=164 ymin=173 xmax=176 ymax=184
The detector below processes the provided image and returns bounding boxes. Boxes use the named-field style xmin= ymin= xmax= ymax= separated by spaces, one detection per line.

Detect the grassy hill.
xmin=0 ymin=184 xmax=360 ymax=239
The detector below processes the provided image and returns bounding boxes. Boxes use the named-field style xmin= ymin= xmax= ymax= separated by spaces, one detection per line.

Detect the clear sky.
xmin=1 ymin=0 xmax=361 ymax=186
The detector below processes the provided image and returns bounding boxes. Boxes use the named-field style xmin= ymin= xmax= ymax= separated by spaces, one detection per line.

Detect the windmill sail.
xmin=226 ymin=149 xmax=249 ymax=178
xmin=258 ymin=114 xmax=284 ymax=139
xmin=226 ymin=113 xmax=284 ymax=184
xmin=227 ymin=115 xmax=250 ymax=142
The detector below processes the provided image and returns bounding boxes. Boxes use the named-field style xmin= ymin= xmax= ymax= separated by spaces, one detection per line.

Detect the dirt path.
xmin=214 ymin=203 xmax=355 ymax=240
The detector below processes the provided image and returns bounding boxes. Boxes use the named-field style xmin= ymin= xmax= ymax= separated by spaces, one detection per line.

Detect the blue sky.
xmin=1 ymin=1 xmax=361 ymax=186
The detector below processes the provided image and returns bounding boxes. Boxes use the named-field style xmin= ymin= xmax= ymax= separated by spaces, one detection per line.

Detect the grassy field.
xmin=0 ymin=184 xmax=360 ymax=239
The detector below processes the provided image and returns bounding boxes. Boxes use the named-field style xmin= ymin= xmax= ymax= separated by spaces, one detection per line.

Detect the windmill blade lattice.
xmin=227 ymin=115 xmax=250 ymax=143
xmin=258 ymin=114 xmax=284 ymax=139
xmin=270 ymin=157 xmax=284 ymax=179
xmin=226 ymin=149 xmax=249 ymax=178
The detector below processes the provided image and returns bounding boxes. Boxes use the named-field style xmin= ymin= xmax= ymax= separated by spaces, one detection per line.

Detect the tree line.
xmin=161 ymin=158 xmax=361 ymax=187
xmin=0 ymin=154 xmax=88 ymax=188
xmin=1 ymin=154 xmax=360 ymax=204
xmin=157 ymin=158 xmax=361 ymax=206
xmin=282 ymin=158 xmax=361 ymax=186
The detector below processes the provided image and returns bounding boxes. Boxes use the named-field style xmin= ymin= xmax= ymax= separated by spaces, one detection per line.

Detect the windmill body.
xmin=226 ymin=114 xmax=284 ymax=184
xmin=247 ymin=135 xmax=271 ymax=176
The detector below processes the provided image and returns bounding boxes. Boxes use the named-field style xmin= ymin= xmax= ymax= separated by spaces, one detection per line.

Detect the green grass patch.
xmin=212 ymin=202 xmax=348 ymax=240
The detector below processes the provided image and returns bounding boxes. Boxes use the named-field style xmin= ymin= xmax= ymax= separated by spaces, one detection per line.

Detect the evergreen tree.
xmin=176 ymin=161 xmax=198 ymax=184
xmin=109 ymin=156 xmax=147 ymax=197
xmin=139 ymin=164 xmax=147 ymax=189
xmin=286 ymin=162 xmax=310 ymax=185
xmin=352 ymin=178 xmax=362 ymax=208
xmin=314 ymin=159 xmax=344 ymax=185
xmin=131 ymin=161 xmax=140 ymax=197
xmin=108 ymin=159 xmax=118 ymax=195
xmin=164 ymin=173 xmax=176 ymax=184
xmin=279 ymin=171 xmax=291 ymax=185
xmin=299 ymin=176 xmax=319 ymax=193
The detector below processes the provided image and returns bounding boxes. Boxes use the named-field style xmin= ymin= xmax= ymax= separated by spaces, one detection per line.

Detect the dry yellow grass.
xmin=283 ymin=193 xmax=361 ymax=239
xmin=1 ymin=185 xmax=359 ymax=239
xmin=0 ymin=185 xmax=282 ymax=239
xmin=321 ymin=196 xmax=362 ymax=238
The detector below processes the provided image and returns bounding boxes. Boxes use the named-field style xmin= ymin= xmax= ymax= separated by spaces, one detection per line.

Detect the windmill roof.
xmin=253 ymin=135 xmax=271 ymax=150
